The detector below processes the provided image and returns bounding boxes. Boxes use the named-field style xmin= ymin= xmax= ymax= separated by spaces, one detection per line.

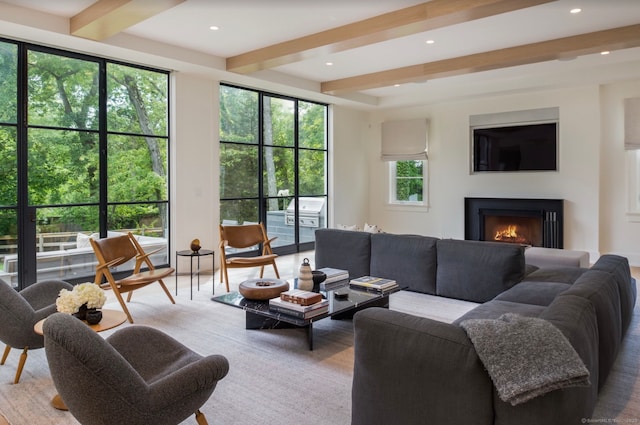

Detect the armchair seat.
xmin=44 ymin=312 xmax=229 ymax=425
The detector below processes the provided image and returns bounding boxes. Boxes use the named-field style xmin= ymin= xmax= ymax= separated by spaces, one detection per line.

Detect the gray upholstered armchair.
xmin=44 ymin=313 xmax=230 ymax=425
xmin=0 ymin=279 xmax=73 ymax=383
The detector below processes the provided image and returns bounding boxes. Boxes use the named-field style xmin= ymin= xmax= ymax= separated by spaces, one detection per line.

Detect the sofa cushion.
xmin=493 ymin=295 xmax=599 ymax=425
xmin=522 ymin=266 xmax=588 ymax=284
xmin=590 ymin=254 xmax=637 ymax=335
xmin=494 ymin=281 xmax=571 ymax=306
xmin=370 ymin=233 xmax=438 ymax=294
xmin=453 ymin=300 xmax=545 ymax=325
xmin=559 ymin=270 xmax=622 ymax=388
xmin=436 ymin=239 xmax=525 ymax=303
xmin=352 ymin=308 xmax=494 ymax=425
xmin=314 ymin=229 xmax=370 ymax=279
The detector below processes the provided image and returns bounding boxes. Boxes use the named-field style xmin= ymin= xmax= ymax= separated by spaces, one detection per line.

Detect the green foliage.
xmin=395 ymin=161 xmax=424 ymax=202
xmin=0 ymin=45 xmax=169 ymax=238
xmin=220 ymin=85 xmax=327 ymax=223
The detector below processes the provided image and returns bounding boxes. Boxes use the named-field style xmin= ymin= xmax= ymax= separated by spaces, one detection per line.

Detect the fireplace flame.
xmin=495 ymin=225 xmax=519 ymax=241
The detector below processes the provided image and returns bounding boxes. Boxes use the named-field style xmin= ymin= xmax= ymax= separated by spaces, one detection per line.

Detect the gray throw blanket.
xmin=460 ymin=313 xmax=590 ymax=406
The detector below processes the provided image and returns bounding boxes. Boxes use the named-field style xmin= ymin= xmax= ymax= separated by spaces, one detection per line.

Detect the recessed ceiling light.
xmin=325 ymin=62 xmax=333 ymax=66
xmin=209 ymin=26 xmax=220 ymax=31
xmin=570 ymin=8 xmax=581 ymax=14
xmin=601 ymin=51 xmax=610 ymax=55
xmin=425 ymin=40 xmax=435 ymax=45
xmin=394 ymin=84 xmax=401 ymax=87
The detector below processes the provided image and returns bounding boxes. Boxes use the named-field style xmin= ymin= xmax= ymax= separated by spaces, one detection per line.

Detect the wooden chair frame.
xmin=219 ymin=223 xmax=280 ymax=292
xmin=90 ymin=232 xmax=175 ymax=323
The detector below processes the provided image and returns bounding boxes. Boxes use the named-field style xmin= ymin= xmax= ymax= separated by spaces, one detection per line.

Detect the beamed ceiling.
xmin=0 ymin=0 xmax=639 ymax=108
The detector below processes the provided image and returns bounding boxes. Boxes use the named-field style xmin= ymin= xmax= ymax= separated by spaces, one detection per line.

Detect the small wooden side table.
xmin=35 ymin=309 xmax=128 ymax=411
xmin=175 ymin=249 xmax=214 ymax=299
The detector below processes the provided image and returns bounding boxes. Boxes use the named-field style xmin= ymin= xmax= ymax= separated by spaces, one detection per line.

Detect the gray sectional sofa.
xmin=313 ymin=228 xmax=637 ymax=425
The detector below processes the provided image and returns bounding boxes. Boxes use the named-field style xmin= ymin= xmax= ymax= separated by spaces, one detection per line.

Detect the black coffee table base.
xmin=245 ymin=311 xmax=315 ymax=350
xmin=212 ymin=286 xmax=396 ymax=351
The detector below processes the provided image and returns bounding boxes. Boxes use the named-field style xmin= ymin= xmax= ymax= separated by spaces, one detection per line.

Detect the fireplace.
xmin=464 ymin=197 xmax=563 ymax=248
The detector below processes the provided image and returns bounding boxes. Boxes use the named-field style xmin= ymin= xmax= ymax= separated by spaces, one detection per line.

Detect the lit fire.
xmin=495 ymin=225 xmax=520 ymax=241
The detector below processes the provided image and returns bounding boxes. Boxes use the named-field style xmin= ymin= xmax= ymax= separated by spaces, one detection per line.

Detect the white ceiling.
xmin=1 ymin=0 xmax=639 ymax=109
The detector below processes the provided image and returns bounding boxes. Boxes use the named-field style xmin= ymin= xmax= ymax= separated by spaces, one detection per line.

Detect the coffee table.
xmin=212 ymin=284 xmax=397 ymax=350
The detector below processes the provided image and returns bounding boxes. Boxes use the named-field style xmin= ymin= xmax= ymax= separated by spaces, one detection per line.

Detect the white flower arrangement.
xmin=56 ymin=283 xmax=107 ymax=314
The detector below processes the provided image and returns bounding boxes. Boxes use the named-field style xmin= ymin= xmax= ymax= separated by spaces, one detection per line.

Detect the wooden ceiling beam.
xmin=321 ymin=24 xmax=640 ymax=95
xmin=226 ymin=0 xmax=556 ymax=74
xmin=70 ymin=0 xmax=186 ymax=41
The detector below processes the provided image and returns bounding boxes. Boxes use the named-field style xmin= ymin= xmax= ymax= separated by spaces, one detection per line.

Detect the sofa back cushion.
xmin=590 ymin=254 xmax=637 ymax=335
xmin=436 ymin=239 xmax=526 ymax=303
xmin=560 ymin=270 xmax=622 ymax=388
xmin=370 ymin=233 xmax=438 ymax=294
xmin=314 ymin=228 xmax=371 ymax=279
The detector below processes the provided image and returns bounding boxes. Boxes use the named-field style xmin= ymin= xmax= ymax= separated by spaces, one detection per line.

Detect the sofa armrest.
xmin=352 ymin=308 xmax=493 ymax=425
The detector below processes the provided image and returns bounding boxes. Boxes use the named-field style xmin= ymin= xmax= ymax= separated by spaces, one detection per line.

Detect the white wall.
xmin=600 ymin=79 xmax=640 ymax=265
xmin=331 ymin=106 xmax=371 ymax=228
xmin=171 ymin=73 xmax=218 ymax=271
xmin=349 ymin=86 xmax=605 ymax=259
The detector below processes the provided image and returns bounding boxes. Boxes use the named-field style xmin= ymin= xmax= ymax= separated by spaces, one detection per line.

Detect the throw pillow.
xmin=336 ymin=224 xmax=360 ymax=231
xmin=363 ymin=223 xmax=383 ymax=233
xmin=76 ymin=233 xmax=92 ymax=249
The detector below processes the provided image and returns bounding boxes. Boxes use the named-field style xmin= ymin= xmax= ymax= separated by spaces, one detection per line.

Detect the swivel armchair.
xmin=0 ymin=279 xmax=73 ymax=383
xmin=44 ymin=312 xmax=229 ymax=425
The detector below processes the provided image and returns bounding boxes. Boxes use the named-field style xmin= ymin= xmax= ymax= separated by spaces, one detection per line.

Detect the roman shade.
xmin=624 ymin=97 xmax=640 ymax=150
xmin=381 ymin=118 xmax=428 ymax=161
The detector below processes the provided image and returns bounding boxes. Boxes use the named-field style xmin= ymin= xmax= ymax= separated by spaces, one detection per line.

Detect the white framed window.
xmin=389 ymin=160 xmax=427 ymax=206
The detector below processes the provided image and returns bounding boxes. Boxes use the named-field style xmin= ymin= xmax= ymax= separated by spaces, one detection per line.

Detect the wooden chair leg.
xmin=272 ymin=261 xmax=280 ymax=278
xmin=1 ymin=345 xmax=10 ymax=365
xmin=223 ymin=266 xmax=230 ymax=293
xmin=14 ymin=347 xmax=28 ymax=384
xmin=157 ymin=279 xmax=176 ymax=304
xmin=195 ymin=410 xmax=208 ymax=425
xmin=112 ymin=288 xmax=135 ymax=324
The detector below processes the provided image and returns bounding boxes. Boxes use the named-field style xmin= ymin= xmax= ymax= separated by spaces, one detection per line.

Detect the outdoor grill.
xmin=285 ymin=198 xmax=324 ymax=227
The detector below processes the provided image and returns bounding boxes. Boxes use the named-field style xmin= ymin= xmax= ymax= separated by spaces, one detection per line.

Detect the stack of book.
xmin=317 ymin=267 xmax=349 ymax=291
xmin=349 ymin=276 xmax=399 ymax=293
xmin=269 ymin=290 xmax=329 ymax=319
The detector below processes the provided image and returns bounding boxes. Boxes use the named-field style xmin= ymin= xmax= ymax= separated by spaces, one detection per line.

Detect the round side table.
xmin=175 ymin=249 xmax=214 ymax=299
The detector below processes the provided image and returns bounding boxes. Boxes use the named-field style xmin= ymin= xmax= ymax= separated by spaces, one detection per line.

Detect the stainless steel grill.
xmin=285 ymin=198 xmax=324 ymax=227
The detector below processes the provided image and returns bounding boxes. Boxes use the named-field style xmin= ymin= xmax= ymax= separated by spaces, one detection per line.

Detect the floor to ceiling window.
xmin=0 ymin=39 xmax=170 ymax=289
xmin=219 ymin=84 xmax=328 ymax=255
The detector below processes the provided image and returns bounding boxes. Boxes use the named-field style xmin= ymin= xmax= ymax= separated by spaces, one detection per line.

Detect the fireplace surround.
xmin=464 ymin=197 xmax=563 ymax=248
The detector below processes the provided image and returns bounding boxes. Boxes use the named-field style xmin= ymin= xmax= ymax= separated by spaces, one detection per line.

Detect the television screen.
xmin=472 ymin=122 xmax=557 ymax=172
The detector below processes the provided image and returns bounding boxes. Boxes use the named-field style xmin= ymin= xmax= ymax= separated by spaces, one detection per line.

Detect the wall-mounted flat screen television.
xmin=472 ymin=122 xmax=558 ymax=172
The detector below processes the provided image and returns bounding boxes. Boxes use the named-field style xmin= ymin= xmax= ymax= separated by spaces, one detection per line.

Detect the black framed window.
xmin=219 ymin=84 xmax=328 ymax=255
xmin=0 ymin=38 xmax=170 ymax=289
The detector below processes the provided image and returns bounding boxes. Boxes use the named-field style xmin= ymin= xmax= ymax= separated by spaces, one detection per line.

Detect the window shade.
xmin=381 ymin=118 xmax=428 ymax=161
xmin=625 ymin=97 xmax=640 ymax=150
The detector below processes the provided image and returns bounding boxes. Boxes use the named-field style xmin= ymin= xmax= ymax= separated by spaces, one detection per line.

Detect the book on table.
xmin=269 ymin=297 xmax=329 ymax=319
xmin=317 ymin=267 xmax=350 ymax=291
xmin=349 ymin=276 xmax=399 ymax=292
xmin=317 ymin=267 xmax=349 ymax=283
xmin=280 ymin=289 xmax=323 ymax=306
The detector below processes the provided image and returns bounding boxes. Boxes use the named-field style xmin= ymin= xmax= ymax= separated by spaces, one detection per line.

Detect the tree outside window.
xmin=390 ymin=160 xmax=426 ymax=205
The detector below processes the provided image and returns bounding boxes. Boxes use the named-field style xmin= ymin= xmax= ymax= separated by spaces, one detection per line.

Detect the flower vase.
xmin=86 ymin=309 xmax=103 ymax=325
xmin=73 ymin=304 xmax=88 ymax=321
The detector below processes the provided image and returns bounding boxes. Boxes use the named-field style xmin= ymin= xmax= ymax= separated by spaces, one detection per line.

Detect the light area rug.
xmin=1 ymin=278 xmax=639 ymax=424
